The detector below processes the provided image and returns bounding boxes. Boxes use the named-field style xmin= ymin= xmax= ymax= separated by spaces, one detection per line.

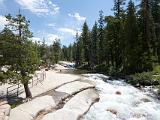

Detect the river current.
xmin=82 ymin=74 xmax=160 ymax=120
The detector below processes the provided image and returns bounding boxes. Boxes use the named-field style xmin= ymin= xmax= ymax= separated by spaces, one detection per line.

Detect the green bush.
xmin=77 ymin=63 xmax=90 ymax=70
xmin=153 ymin=75 xmax=160 ymax=84
xmin=129 ymin=72 xmax=155 ymax=86
xmin=153 ymin=65 xmax=160 ymax=85
xmin=0 ymin=72 xmax=7 ymax=83
xmin=10 ymin=101 xmax=22 ymax=109
xmin=94 ymin=64 xmax=108 ymax=73
xmin=108 ymin=66 xmax=124 ymax=77
xmin=153 ymin=65 xmax=160 ymax=74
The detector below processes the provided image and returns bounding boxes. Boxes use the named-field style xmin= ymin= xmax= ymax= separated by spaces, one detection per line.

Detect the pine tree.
xmin=91 ymin=22 xmax=98 ymax=66
xmin=151 ymin=0 xmax=160 ymax=63
xmin=40 ymin=38 xmax=47 ymax=63
xmin=98 ymin=10 xmax=105 ymax=64
xmin=105 ymin=16 xmax=118 ymax=69
xmin=52 ymin=39 xmax=61 ymax=64
xmin=75 ymin=32 xmax=81 ymax=67
xmin=112 ymin=0 xmax=126 ymax=70
xmin=138 ymin=0 xmax=156 ymax=71
xmin=72 ymin=42 xmax=76 ymax=62
xmin=113 ymin=0 xmax=125 ymax=17
xmin=4 ymin=12 xmax=40 ymax=98
xmin=61 ymin=45 xmax=68 ymax=61
xmin=81 ymin=22 xmax=91 ymax=66
xmin=68 ymin=44 xmax=73 ymax=62
xmin=0 ymin=28 xmax=16 ymax=66
xmin=124 ymin=0 xmax=139 ymax=74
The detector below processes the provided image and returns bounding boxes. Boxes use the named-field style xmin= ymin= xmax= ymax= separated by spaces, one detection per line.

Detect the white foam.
xmin=83 ymin=74 xmax=160 ymax=120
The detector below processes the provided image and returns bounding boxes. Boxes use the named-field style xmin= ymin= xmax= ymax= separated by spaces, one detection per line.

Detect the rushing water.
xmin=82 ymin=74 xmax=160 ymax=120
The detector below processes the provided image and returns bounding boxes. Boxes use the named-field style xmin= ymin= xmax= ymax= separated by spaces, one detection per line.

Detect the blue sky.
xmin=0 ymin=0 xmax=137 ymax=46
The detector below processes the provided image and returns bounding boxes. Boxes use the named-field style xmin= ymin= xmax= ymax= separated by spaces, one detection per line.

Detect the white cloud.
xmin=15 ymin=0 xmax=60 ymax=15
xmin=32 ymin=37 xmax=42 ymax=43
xmin=46 ymin=34 xmax=61 ymax=44
xmin=0 ymin=15 xmax=8 ymax=31
xmin=68 ymin=12 xmax=86 ymax=21
xmin=58 ymin=27 xmax=77 ymax=36
xmin=47 ymin=23 xmax=56 ymax=27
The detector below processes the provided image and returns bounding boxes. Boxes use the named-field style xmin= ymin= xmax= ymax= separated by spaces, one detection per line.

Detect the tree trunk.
xmin=23 ymin=82 xmax=32 ymax=98
xmin=21 ymin=69 xmax=32 ymax=98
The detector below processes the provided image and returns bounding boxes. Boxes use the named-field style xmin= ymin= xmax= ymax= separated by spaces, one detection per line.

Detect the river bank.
xmin=1 ymin=62 xmax=160 ymax=120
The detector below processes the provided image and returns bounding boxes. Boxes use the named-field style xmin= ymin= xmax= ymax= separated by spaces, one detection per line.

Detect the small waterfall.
xmin=82 ymin=74 xmax=160 ymax=120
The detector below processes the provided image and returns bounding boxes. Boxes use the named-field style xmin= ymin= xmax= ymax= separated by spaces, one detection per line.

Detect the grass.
xmin=10 ymin=101 xmax=22 ymax=109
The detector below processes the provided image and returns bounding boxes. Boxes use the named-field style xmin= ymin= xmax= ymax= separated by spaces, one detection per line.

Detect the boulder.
xmin=115 ymin=91 xmax=122 ymax=95
xmin=106 ymin=108 xmax=118 ymax=115
xmin=140 ymin=98 xmax=151 ymax=102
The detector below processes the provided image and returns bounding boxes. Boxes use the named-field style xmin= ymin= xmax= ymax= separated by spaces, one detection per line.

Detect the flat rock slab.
xmin=19 ymin=71 xmax=80 ymax=98
xmin=9 ymin=96 xmax=56 ymax=120
xmin=0 ymin=104 xmax=11 ymax=116
xmin=42 ymin=89 xmax=99 ymax=120
xmin=39 ymin=90 xmax=69 ymax=105
xmin=0 ymin=101 xmax=11 ymax=120
xmin=55 ymin=81 xmax=95 ymax=95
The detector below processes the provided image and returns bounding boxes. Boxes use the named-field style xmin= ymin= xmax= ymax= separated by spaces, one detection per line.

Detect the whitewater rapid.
xmin=82 ymin=74 xmax=160 ymax=120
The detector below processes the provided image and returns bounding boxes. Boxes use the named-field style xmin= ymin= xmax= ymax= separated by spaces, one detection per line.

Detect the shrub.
xmin=0 ymin=72 xmax=7 ymax=83
xmin=153 ymin=65 xmax=160 ymax=74
xmin=94 ymin=64 xmax=108 ymax=73
xmin=129 ymin=72 xmax=155 ymax=86
xmin=77 ymin=63 xmax=90 ymax=70
xmin=153 ymin=75 xmax=160 ymax=85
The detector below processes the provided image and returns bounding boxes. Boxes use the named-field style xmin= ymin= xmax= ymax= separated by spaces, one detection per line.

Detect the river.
xmin=82 ymin=74 xmax=160 ymax=120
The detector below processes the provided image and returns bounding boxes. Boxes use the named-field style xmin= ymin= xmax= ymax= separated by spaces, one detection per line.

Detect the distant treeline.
xmin=61 ymin=0 xmax=160 ymax=75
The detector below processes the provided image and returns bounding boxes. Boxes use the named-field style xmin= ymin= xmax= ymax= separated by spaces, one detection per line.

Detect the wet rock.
xmin=115 ymin=91 xmax=121 ymax=95
xmin=108 ymin=76 xmax=118 ymax=80
xmin=140 ymin=98 xmax=151 ymax=102
xmin=133 ymin=101 xmax=141 ymax=107
xmin=106 ymin=108 xmax=117 ymax=115
xmin=133 ymin=112 xmax=146 ymax=118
